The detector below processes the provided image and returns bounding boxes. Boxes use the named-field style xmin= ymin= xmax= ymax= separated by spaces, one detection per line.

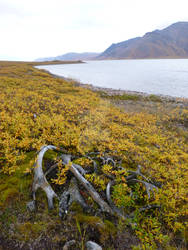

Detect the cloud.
xmin=0 ymin=1 xmax=32 ymax=18
xmin=0 ymin=0 xmax=188 ymax=60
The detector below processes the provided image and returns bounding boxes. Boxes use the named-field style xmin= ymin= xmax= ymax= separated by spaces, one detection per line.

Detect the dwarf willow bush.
xmin=0 ymin=61 xmax=187 ymax=248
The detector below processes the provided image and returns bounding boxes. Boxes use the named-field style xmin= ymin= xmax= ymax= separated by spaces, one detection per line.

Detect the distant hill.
xmin=98 ymin=22 xmax=188 ymax=59
xmin=36 ymin=52 xmax=100 ymax=62
xmin=36 ymin=22 xmax=188 ymax=61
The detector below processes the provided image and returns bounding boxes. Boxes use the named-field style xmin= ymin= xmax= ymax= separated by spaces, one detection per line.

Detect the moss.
xmin=100 ymin=92 xmax=163 ymax=103
xmin=0 ymin=208 xmax=17 ymax=229
xmin=8 ymin=176 xmax=21 ymax=185
xmin=17 ymin=151 xmax=35 ymax=172
xmin=97 ymin=90 xmax=141 ymax=101
xmin=0 ymin=152 xmax=35 ymax=208
xmin=44 ymin=150 xmax=58 ymax=161
xmin=103 ymin=219 xmax=117 ymax=235
xmin=0 ymin=183 xmax=8 ymax=192
xmin=147 ymin=94 xmax=162 ymax=102
xmin=97 ymin=90 xmax=109 ymax=98
xmin=75 ymin=214 xmax=117 ymax=242
xmin=183 ymin=229 xmax=188 ymax=244
xmin=70 ymin=201 xmax=84 ymax=213
xmin=1 ymin=187 xmax=19 ymax=205
xmin=114 ymin=94 xmax=140 ymax=101
xmin=75 ymin=214 xmax=102 ymax=225
xmin=16 ymin=222 xmax=45 ymax=241
xmin=110 ymin=94 xmax=141 ymax=101
xmin=0 ymin=178 xmax=21 ymax=208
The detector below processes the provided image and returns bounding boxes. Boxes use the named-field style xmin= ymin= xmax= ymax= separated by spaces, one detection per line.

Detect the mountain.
xmin=98 ymin=22 xmax=188 ymax=59
xmin=36 ymin=52 xmax=100 ymax=62
xmin=36 ymin=22 xmax=188 ymax=61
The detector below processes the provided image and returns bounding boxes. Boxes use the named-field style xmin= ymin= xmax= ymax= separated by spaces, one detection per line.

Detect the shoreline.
xmin=37 ymin=67 xmax=188 ymax=105
xmin=76 ymin=82 xmax=188 ymax=104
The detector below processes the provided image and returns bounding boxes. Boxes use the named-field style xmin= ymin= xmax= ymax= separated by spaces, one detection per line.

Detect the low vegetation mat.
xmin=0 ymin=61 xmax=187 ymax=249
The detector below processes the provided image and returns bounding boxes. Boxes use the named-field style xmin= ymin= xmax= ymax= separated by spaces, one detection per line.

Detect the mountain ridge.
xmin=36 ymin=22 xmax=188 ymax=61
xmin=36 ymin=52 xmax=100 ymax=62
xmin=98 ymin=22 xmax=188 ymax=59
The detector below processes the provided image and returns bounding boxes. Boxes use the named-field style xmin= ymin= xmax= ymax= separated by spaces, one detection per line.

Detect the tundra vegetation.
xmin=0 ymin=61 xmax=187 ymax=249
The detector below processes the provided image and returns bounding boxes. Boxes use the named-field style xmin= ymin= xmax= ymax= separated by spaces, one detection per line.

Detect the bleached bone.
xmin=129 ymin=204 xmax=160 ymax=217
xmin=60 ymin=154 xmax=113 ymax=213
xmin=127 ymin=165 xmax=149 ymax=182
xmin=59 ymin=177 xmax=89 ymax=216
xmin=128 ymin=179 xmax=158 ymax=199
xmin=45 ymin=162 xmax=58 ymax=177
xmin=31 ymin=145 xmax=59 ymax=210
xmin=29 ymin=145 xmax=112 ymax=214
xmin=106 ymin=180 xmax=160 ymax=220
xmin=69 ymin=163 xmax=113 ymax=214
xmin=28 ymin=145 xmax=160 ymax=220
xmin=106 ymin=180 xmax=128 ymax=219
xmin=60 ymin=154 xmax=87 ymax=175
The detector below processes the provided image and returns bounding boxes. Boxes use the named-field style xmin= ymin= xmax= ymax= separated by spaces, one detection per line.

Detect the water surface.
xmin=37 ymin=59 xmax=188 ymax=98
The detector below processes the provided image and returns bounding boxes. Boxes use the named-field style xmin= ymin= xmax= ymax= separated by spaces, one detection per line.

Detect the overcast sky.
xmin=1 ymin=0 xmax=188 ymax=61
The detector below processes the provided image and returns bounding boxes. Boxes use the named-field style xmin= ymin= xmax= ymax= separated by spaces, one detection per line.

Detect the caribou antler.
xmin=106 ymin=180 xmax=128 ymax=219
xmin=127 ymin=179 xmax=158 ymax=199
xmin=59 ymin=177 xmax=89 ymax=217
xmin=27 ymin=145 xmax=113 ymax=215
xmin=27 ymin=145 xmax=59 ymax=211
xmin=27 ymin=145 xmax=160 ymax=220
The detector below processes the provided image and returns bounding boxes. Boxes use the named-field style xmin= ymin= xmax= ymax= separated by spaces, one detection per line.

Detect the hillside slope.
xmin=98 ymin=22 xmax=188 ymax=59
